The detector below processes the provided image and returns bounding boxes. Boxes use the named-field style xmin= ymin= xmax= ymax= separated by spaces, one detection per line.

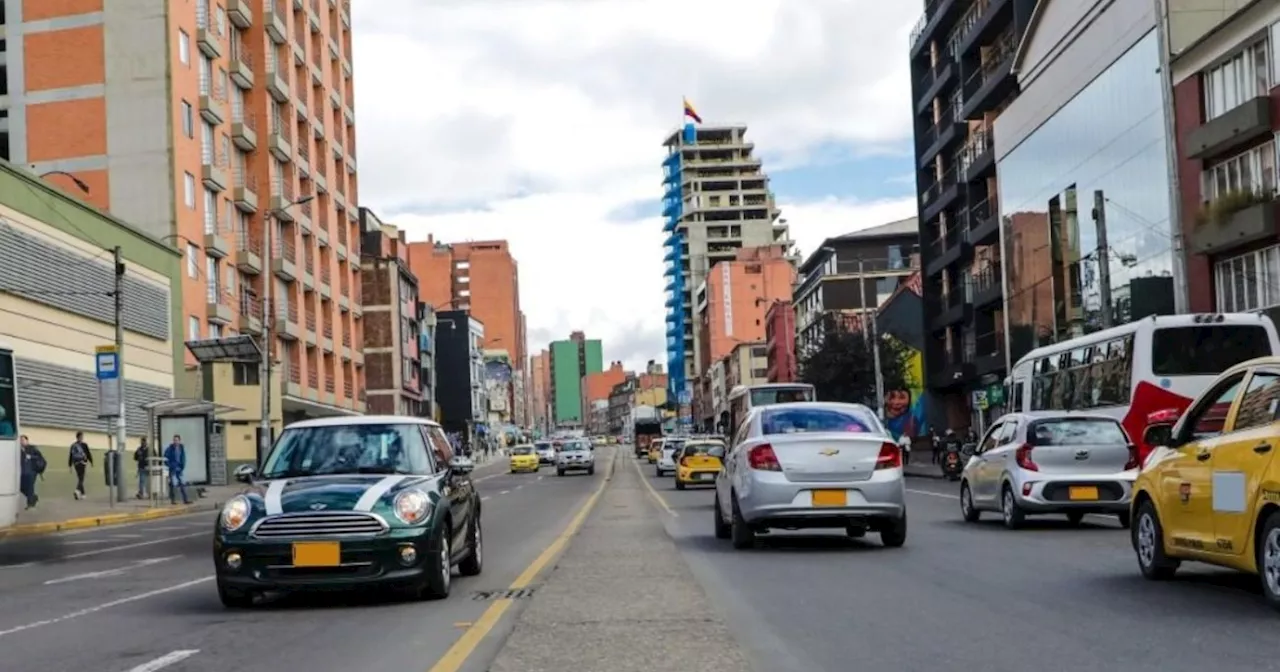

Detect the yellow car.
xmin=674 ymin=440 xmax=725 ymax=490
xmin=1132 ymin=355 xmax=1280 ymax=610
xmin=648 ymin=439 xmax=664 ymax=464
xmin=509 ymin=445 xmax=540 ymax=473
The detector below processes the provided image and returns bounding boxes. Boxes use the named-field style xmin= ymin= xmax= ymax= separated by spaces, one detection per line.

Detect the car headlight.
xmin=220 ymin=495 xmax=251 ymax=532
xmin=393 ymin=489 xmax=432 ymax=525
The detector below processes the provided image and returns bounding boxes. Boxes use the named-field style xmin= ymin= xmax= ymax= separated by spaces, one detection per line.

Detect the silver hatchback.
xmin=713 ymin=402 xmax=907 ymax=549
xmin=959 ymin=412 xmax=1139 ymax=529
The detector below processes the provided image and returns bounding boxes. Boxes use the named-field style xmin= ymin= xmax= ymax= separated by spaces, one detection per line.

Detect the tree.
xmin=799 ymin=313 xmax=914 ymax=409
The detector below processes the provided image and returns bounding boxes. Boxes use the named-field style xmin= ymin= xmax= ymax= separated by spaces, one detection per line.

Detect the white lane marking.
xmin=64 ymin=539 xmax=115 ymax=546
xmin=123 ymin=649 xmax=200 ymax=672
xmin=0 ymin=562 xmax=35 ymax=570
xmin=473 ymin=473 xmax=503 ymax=484
xmin=354 ymin=475 xmax=408 ymax=512
xmin=44 ymin=556 xmax=178 ymax=585
xmin=537 ymin=476 xmax=543 ymax=481
xmin=107 ymin=534 xmax=143 ymax=539
xmin=906 ymin=488 xmax=955 ymax=499
xmin=64 ymin=532 xmax=206 ymax=560
xmin=0 ymin=577 xmax=212 ymax=638
xmin=514 ymin=485 xmax=523 ymax=490
xmin=481 ymin=496 xmax=491 ymax=501
xmin=499 ymin=490 xmax=510 ymax=495
xmin=148 ymin=526 xmax=187 ymax=532
xmin=263 ymin=479 xmax=287 ymax=515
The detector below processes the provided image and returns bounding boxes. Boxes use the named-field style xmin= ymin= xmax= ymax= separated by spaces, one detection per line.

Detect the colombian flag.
xmin=683 ymin=97 xmax=702 ymax=124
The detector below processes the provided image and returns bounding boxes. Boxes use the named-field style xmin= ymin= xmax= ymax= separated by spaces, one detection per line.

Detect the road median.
xmin=488 ymin=451 xmax=754 ymax=672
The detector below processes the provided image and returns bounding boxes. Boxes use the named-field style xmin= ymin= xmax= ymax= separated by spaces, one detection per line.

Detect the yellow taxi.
xmin=509 ymin=444 xmax=540 ymax=474
xmin=674 ymin=440 xmax=725 ymax=490
xmin=648 ymin=438 xmax=664 ymax=464
xmin=1132 ymin=355 xmax=1280 ymax=610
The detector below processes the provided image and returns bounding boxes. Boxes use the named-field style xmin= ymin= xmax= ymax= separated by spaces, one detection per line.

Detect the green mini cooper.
xmin=213 ymin=416 xmax=483 ymax=608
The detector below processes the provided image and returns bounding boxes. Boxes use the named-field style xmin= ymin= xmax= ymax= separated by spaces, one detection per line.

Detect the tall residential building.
xmin=3 ymin=0 xmax=366 ymax=419
xmin=435 ymin=310 xmax=486 ymax=438
xmin=660 ymin=123 xmax=793 ymax=403
xmin=694 ymin=245 xmax=795 ymax=373
xmin=548 ymin=332 xmax=603 ymax=428
xmin=359 ymin=216 xmax=424 ymax=417
xmin=529 ymin=349 xmax=550 ymax=431
xmin=582 ymin=361 xmax=626 ymax=427
xmin=908 ymin=0 xmax=1034 ymax=424
xmin=764 ymin=300 xmax=797 ymax=383
xmin=407 ymin=236 xmax=526 ymax=418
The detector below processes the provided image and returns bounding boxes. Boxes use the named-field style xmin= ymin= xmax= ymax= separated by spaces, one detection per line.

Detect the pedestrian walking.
xmin=19 ymin=435 xmax=46 ymax=509
xmin=134 ymin=438 xmax=152 ymax=499
xmin=163 ymin=434 xmax=192 ymax=505
xmin=68 ymin=431 xmax=92 ymax=499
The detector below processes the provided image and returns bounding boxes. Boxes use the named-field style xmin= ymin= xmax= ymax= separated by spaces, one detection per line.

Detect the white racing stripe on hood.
xmin=264 ymin=479 xmax=288 ymax=515
xmin=353 ymin=475 xmax=408 ymax=512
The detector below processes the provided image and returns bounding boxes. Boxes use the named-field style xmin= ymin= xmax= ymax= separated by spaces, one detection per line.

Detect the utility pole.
xmin=857 ymin=258 xmax=885 ymax=415
xmin=1153 ymin=0 xmax=1189 ymax=313
xmin=259 ymin=214 xmax=274 ymax=466
xmin=112 ymin=246 xmax=127 ymax=503
xmin=1093 ymin=189 xmax=1114 ymax=328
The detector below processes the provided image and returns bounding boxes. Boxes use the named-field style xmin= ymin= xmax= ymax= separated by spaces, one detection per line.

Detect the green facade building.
xmin=549 ymin=336 xmax=603 ymax=426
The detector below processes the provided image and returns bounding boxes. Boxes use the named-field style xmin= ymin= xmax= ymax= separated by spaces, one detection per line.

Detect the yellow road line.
xmin=631 ymin=454 xmax=678 ymax=517
xmin=426 ymin=449 xmax=617 ymax=672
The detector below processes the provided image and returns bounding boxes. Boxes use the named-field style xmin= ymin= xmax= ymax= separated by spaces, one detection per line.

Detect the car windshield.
xmin=260 ymin=423 xmax=433 ymax=478
xmin=562 ymin=443 xmax=588 ymax=453
xmin=535 ymin=442 xmax=553 ymax=451
xmin=761 ymin=407 xmax=879 ymax=435
xmin=1029 ymin=419 xmax=1128 ymax=446
xmin=512 ymin=446 xmax=534 ymax=455
xmin=663 ymin=440 xmax=685 ymax=452
xmin=683 ymin=442 xmax=725 ymax=458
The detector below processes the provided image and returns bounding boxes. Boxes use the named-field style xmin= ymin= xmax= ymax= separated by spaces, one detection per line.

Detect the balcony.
xmin=270 ymin=182 xmax=297 ymax=219
xmin=967 ymin=196 xmax=999 ymax=246
xmin=201 ymin=150 xmax=229 ymax=191
xmin=926 ymin=212 xmax=972 ymax=277
xmin=228 ymin=0 xmax=253 ymax=27
xmin=233 ymin=170 xmax=259 ymax=212
xmin=1186 ymin=96 xmax=1272 ymax=160
xmin=954 ymin=0 xmax=1013 ymax=59
xmin=232 ymin=111 xmax=258 ymax=151
xmin=207 ymin=284 xmax=233 ymax=324
xmin=909 ymin=0 xmax=964 ymax=60
xmin=973 ymin=329 xmax=1007 ymax=377
xmin=264 ymin=0 xmax=287 ymax=43
xmin=296 ymin=196 xmax=313 ymax=234
xmin=960 ymin=32 xmax=1017 ymax=120
xmin=230 ymin=46 xmax=255 ymax=89
xmin=308 ymin=0 xmax=322 ymax=31
xmin=268 ymin=122 xmax=292 ymax=161
xmin=235 ymin=230 xmax=263 ymax=274
xmin=917 ymin=102 xmax=965 ymax=168
xmin=329 ymin=87 xmax=341 ymax=110
xmin=960 ymin=125 xmax=994 ymax=184
xmin=914 ymin=61 xmax=957 ymax=114
xmin=204 ymin=219 xmax=231 ymax=258
xmin=266 ymin=61 xmax=290 ymax=102
xmin=920 ymin=163 xmax=961 ymax=222
xmin=295 ymin=80 xmax=310 ymax=118
xmin=198 ymin=77 xmax=227 ymax=125
xmin=274 ymin=303 xmax=301 ymax=340
xmin=972 ymin=260 xmax=1003 ymax=309
xmin=196 ymin=3 xmax=222 ymax=58
xmin=273 ymin=239 xmax=298 ymax=280
xmin=1189 ymin=195 xmax=1279 ymax=255
xmin=238 ymin=290 xmax=263 ymax=334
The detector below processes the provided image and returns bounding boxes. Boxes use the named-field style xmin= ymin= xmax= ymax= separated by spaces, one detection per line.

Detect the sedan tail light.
xmin=747 ymin=444 xmax=781 ymax=471
xmin=1015 ymin=443 xmax=1038 ymax=471
xmin=875 ymin=442 xmax=901 ymax=470
xmin=680 ymin=456 xmax=691 ymax=467
xmin=1124 ymin=444 xmax=1140 ymax=471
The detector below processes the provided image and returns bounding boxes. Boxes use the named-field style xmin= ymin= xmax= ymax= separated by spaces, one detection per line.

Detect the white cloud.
xmin=350 ymin=0 xmax=921 ymax=370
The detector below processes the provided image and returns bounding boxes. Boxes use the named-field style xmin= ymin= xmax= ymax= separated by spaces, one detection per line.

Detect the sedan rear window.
xmin=761 ymin=408 xmax=878 ymax=435
xmin=511 ymin=446 xmax=534 ymax=455
xmin=1151 ymin=325 xmax=1271 ymax=376
xmin=683 ymin=442 xmax=725 ymax=458
xmin=1029 ymin=419 xmax=1128 ymax=446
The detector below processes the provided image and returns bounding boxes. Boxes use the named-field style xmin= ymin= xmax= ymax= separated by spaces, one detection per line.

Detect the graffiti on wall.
xmin=877 ymin=272 xmax=930 ymax=442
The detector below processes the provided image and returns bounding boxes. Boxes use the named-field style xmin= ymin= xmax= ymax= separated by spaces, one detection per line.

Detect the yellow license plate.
xmin=812 ymin=490 xmax=847 ymax=507
xmin=292 ymin=541 xmax=341 ymax=567
xmin=1068 ymin=486 xmax=1099 ymax=501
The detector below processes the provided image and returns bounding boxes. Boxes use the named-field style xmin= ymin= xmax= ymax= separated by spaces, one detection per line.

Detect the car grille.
xmin=251 ymin=512 xmax=388 ymax=539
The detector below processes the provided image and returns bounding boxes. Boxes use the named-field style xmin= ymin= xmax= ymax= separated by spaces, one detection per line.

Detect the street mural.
xmin=876 ymin=272 xmax=929 ymax=442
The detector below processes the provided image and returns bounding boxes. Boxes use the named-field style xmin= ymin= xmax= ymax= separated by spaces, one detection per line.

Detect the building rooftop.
xmin=832 ymin=216 xmax=919 ymax=240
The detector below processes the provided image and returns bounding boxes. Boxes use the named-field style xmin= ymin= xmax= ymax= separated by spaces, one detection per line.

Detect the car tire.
xmin=557 ymin=469 xmax=565 ymax=477
xmin=419 ymin=524 xmax=453 ymax=600
xmin=1066 ymin=512 xmax=1085 ymax=526
xmin=676 ymin=479 xmax=686 ymax=490
xmin=217 ymin=580 xmax=254 ymax=609
xmin=1116 ymin=511 xmax=1131 ymax=529
xmin=1001 ymin=484 xmax=1025 ymax=530
xmin=713 ymin=495 xmax=731 ymax=540
xmin=458 ymin=515 xmax=483 ymax=577
xmin=1256 ymin=511 xmax=1280 ymax=611
xmin=588 ymin=466 xmax=595 ymax=475
xmin=959 ymin=482 xmax=980 ymax=523
xmin=880 ymin=514 xmax=907 ymax=548
xmin=730 ymin=495 xmax=754 ymax=550
xmin=1133 ymin=500 xmax=1178 ymax=581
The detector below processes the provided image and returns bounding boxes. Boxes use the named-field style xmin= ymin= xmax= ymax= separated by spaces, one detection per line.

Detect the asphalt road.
xmin=633 ymin=458 xmax=1280 ymax=672
xmin=0 ymin=455 xmax=605 ymax=672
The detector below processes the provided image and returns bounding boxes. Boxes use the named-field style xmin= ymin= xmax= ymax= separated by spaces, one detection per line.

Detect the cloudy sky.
xmin=351 ymin=0 xmax=920 ymax=371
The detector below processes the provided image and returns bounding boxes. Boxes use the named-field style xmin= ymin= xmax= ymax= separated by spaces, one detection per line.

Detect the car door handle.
xmin=1196 ymin=452 xmax=1212 ymax=462
xmin=1255 ymin=443 xmax=1273 ymax=454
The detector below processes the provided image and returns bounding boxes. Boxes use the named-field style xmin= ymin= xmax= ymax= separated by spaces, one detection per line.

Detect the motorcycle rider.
xmin=941 ymin=429 xmax=964 ymax=476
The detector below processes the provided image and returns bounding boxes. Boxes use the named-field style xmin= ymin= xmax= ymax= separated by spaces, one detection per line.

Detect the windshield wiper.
xmin=258 ymin=469 xmax=310 ymax=480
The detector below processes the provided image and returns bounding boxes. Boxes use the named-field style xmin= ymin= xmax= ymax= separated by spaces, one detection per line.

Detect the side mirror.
xmin=233 ymin=464 xmax=256 ymax=484
xmin=449 ymin=456 xmax=475 ymax=474
xmin=1143 ymin=423 xmax=1174 ymax=448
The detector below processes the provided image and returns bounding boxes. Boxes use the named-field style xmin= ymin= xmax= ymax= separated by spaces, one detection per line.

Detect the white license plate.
xmin=696 ymin=473 xmax=713 ymax=480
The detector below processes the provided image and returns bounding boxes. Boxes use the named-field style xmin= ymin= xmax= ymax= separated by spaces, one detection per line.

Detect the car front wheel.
xmin=458 ymin=515 xmax=483 ymax=577
xmin=217 ymin=580 xmax=254 ymax=609
xmin=1133 ymin=500 xmax=1178 ymax=580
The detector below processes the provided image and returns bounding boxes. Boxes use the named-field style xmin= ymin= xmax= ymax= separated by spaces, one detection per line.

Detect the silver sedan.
xmin=713 ymin=402 xmax=907 ymax=549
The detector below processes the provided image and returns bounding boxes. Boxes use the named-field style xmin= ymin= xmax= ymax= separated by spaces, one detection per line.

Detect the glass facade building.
xmin=998 ymin=30 xmax=1177 ymax=367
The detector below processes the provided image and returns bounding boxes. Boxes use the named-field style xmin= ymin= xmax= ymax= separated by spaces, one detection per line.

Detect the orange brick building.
xmin=529 ymin=349 xmax=550 ymax=431
xmin=582 ymin=361 xmax=626 ymax=429
xmin=5 ymin=0 xmax=366 ymax=417
xmin=696 ymin=245 xmax=796 ymax=371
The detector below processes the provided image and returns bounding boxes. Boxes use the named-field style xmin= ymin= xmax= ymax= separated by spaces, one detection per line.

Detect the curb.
xmin=0 ymin=499 xmax=225 ymax=540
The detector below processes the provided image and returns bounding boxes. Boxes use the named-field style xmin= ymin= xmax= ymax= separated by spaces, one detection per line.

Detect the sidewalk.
xmin=489 ymin=448 xmax=754 ymax=671
xmin=5 ymin=478 xmax=241 ymax=538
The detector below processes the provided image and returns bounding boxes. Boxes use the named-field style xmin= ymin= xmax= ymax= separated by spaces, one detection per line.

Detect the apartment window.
xmin=1203 ymin=39 xmax=1270 ymax=121
xmin=457 ymin=276 xmax=469 ymax=284
xmin=1216 ymin=244 xmax=1280 ymax=313
xmin=210 ymin=324 xmax=223 ymax=339
xmin=204 ymin=187 xmax=217 ymax=232
xmin=1203 ymin=140 xmax=1276 ymax=200
xmin=455 ymin=261 xmax=470 ymax=270
xmin=184 ymin=172 xmax=196 ymax=208
xmin=188 ymin=316 xmax=201 ymax=340
xmin=181 ymin=101 xmax=194 ymax=138
xmin=458 ymin=289 xmax=470 ymax=297
xmin=187 ymin=244 xmax=199 ymax=278
xmin=233 ymin=362 xmax=260 ymax=386
xmin=179 ymin=30 xmax=190 ymax=65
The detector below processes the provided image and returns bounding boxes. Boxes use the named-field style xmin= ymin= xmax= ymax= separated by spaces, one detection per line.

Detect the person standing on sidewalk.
xmin=19 ymin=435 xmax=46 ymax=509
xmin=134 ymin=438 xmax=152 ymax=499
xmin=68 ymin=432 xmax=93 ymax=499
xmin=163 ymin=434 xmax=192 ymax=505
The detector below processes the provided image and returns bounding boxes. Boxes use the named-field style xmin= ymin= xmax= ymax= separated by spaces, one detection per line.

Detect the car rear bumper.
xmin=510 ymin=462 xmax=539 ymax=472
xmin=558 ymin=462 xmax=593 ymax=471
xmin=676 ymin=469 xmax=718 ymax=484
xmin=738 ymin=470 xmax=906 ymax=526
xmin=1014 ymin=477 xmax=1134 ymax=513
xmin=213 ymin=529 xmax=435 ymax=591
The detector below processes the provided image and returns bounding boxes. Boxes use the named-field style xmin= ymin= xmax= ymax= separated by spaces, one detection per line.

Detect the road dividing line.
xmin=631 ymin=455 xmax=677 ymax=517
xmin=906 ymin=488 xmax=956 ymax=499
xmin=123 ymin=649 xmax=200 ymax=672
xmin=63 ymin=532 xmax=206 ymax=560
xmin=44 ymin=556 xmax=178 ymax=585
xmin=427 ymin=449 xmax=617 ymax=672
xmin=0 ymin=576 xmax=212 ymax=638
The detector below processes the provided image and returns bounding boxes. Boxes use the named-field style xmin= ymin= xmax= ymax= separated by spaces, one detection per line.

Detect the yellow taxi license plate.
xmin=812 ymin=490 xmax=847 ymax=507
xmin=292 ymin=541 xmax=341 ymax=567
xmin=1068 ymin=486 xmax=1099 ymax=501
